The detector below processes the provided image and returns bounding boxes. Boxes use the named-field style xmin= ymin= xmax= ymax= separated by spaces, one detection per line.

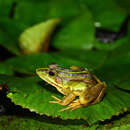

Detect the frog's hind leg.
xmin=91 ymin=82 xmax=106 ymax=105
xmin=50 ymin=93 xmax=76 ymax=106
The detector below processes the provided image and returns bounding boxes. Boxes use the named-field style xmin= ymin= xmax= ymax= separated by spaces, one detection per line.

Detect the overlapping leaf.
xmin=111 ymin=124 xmax=130 ymax=130
xmin=81 ymin=0 xmax=126 ymax=30
xmin=19 ymin=19 xmax=60 ymax=54
xmin=52 ymin=12 xmax=95 ymax=50
xmin=109 ymin=113 xmax=130 ymax=130
xmin=0 ymin=115 xmax=96 ymax=130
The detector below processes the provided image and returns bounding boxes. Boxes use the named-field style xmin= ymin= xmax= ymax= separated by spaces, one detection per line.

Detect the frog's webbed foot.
xmin=59 ymin=99 xmax=83 ymax=112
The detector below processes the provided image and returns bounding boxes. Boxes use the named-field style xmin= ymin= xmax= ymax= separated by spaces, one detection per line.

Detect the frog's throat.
xmin=40 ymin=76 xmax=63 ymax=92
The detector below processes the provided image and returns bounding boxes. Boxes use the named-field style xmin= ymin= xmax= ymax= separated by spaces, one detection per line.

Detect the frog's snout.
xmin=36 ymin=68 xmax=44 ymax=75
xmin=36 ymin=68 xmax=41 ymax=73
xmin=36 ymin=68 xmax=39 ymax=71
xmin=36 ymin=68 xmax=47 ymax=75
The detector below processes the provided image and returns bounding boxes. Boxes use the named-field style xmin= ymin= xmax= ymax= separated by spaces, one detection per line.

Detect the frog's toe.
xmin=49 ymin=100 xmax=59 ymax=103
xmin=69 ymin=100 xmax=82 ymax=111
xmin=49 ymin=95 xmax=61 ymax=104
xmin=51 ymin=96 xmax=61 ymax=101
xmin=59 ymin=100 xmax=82 ymax=112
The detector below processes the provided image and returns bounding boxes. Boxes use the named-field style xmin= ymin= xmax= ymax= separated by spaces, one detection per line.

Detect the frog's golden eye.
xmin=49 ymin=71 xmax=55 ymax=76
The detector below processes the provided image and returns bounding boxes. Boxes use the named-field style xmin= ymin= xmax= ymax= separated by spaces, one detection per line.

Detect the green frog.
xmin=36 ymin=63 xmax=106 ymax=112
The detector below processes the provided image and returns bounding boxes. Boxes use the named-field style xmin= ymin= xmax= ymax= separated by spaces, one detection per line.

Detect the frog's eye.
xmin=48 ymin=71 xmax=55 ymax=76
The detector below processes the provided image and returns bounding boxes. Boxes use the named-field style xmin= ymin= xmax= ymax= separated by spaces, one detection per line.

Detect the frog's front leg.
xmin=49 ymin=93 xmax=76 ymax=106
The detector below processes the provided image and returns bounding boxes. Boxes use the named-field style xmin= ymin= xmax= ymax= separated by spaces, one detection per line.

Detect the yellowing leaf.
xmin=19 ymin=19 xmax=60 ymax=54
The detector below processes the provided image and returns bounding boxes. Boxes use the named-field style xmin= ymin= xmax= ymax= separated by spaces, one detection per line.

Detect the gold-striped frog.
xmin=36 ymin=63 xmax=106 ymax=112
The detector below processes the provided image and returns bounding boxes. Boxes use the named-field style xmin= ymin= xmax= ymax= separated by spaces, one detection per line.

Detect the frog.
xmin=36 ymin=63 xmax=106 ymax=112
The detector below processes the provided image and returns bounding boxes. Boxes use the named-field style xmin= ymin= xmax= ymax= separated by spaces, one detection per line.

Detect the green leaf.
xmin=111 ymin=124 xmax=130 ymax=130
xmin=0 ymin=0 xmax=15 ymax=17
xmin=0 ymin=53 xmax=89 ymax=75
xmin=52 ymin=12 xmax=95 ymax=50
xmin=115 ymin=0 xmax=130 ymax=14
xmin=93 ymin=37 xmax=128 ymax=51
xmin=14 ymin=0 xmax=81 ymax=26
xmin=92 ymin=21 xmax=130 ymax=51
xmin=0 ymin=115 xmax=97 ymax=130
xmin=0 ymin=50 xmax=129 ymax=124
xmin=96 ymin=52 xmax=130 ymax=90
xmin=109 ymin=113 xmax=130 ymax=130
xmin=0 ymin=50 xmax=108 ymax=76
xmin=55 ymin=50 xmax=107 ymax=70
xmin=0 ymin=75 xmax=129 ymax=125
xmin=0 ymin=18 xmax=27 ymax=55
xmin=82 ymin=0 xmax=126 ymax=30
xmin=19 ymin=18 xmax=60 ymax=54
xmin=0 ymin=0 xmax=130 ymax=128
xmin=96 ymin=112 xmax=130 ymax=129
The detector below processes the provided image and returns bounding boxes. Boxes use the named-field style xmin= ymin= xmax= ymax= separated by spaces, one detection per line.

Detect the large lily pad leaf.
xmin=0 ymin=74 xmax=130 ymax=125
xmin=0 ymin=51 xmax=129 ymax=124
xmin=0 ymin=18 xmax=27 ymax=55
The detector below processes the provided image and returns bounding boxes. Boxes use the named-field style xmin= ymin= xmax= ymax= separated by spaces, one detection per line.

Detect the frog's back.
xmin=56 ymin=67 xmax=91 ymax=79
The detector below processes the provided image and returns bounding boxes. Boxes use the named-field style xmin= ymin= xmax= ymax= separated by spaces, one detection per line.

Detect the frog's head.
xmin=36 ymin=64 xmax=64 ymax=88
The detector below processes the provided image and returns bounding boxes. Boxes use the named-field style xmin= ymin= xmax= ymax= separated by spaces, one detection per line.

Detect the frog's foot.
xmin=59 ymin=99 xmax=83 ymax=112
xmin=50 ymin=93 xmax=76 ymax=106
xmin=49 ymin=95 xmax=61 ymax=104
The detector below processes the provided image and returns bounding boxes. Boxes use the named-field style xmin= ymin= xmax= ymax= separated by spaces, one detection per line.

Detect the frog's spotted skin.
xmin=36 ymin=64 xmax=106 ymax=112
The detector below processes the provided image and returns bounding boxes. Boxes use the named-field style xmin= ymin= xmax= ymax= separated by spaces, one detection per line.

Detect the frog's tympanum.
xmin=36 ymin=63 xmax=106 ymax=112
